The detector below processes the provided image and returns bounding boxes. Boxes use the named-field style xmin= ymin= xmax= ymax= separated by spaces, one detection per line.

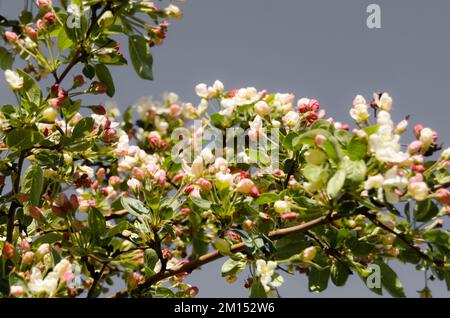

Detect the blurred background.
xmin=1 ymin=0 xmax=449 ymax=297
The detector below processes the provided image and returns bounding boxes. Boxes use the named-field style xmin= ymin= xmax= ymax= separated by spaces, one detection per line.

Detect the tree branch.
xmin=109 ymin=211 xmax=349 ymax=298
xmin=6 ymin=151 xmax=26 ymax=243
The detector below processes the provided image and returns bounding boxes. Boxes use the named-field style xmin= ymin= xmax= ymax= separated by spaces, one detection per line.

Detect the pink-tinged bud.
xmin=227 ymin=230 xmax=241 ymax=241
xmin=314 ymin=134 xmax=327 ymax=147
xmin=432 ymin=131 xmax=438 ymax=142
xmin=43 ymin=12 xmax=56 ymax=24
xmin=2 ymin=242 xmax=15 ymax=260
xmin=24 ymin=26 xmax=38 ymax=41
xmin=69 ymin=194 xmax=79 ymax=210
xmin=341 ymin=124 xmax=350 ymax=131
xmin=36 ymin=19 xmax=46 ymax=31
xmin=132 ymin=167 xmax=145 ymax=180
xmin=29 ymin=206 xmax=44 ymax=220
xmin=414 ymin=124 xmax=424 ymax=136
xmin=50 ymin=83 xmax=59 ymax=95
xmin=35 ymin=0 xmax=52 ymax=10
xmin=17 ymin=193 xmax=30 ymax=204
xmin=58 ymin=193 xmax=70 ymax=209
xmin=181 ymin=207 xmax=191 ymax=216
xmin=21 ymin=240 xmax=30 ymax=252
xmin=408 ymin=181 xmax=429 ymax=201
xmin=273 ymin=169 xmax=284 ymax=177
xmin=297 ymin=104 xmax=308 ymax=113
xmin=309 ymin=99 xmax=320 ymax=112
xmin=127 ymin=178 xmax=142 ymax=192
xmin=187 ymin=286 xmax=199 ymax=298
xmin=103 ymin=128 xmax=117 ymax=141
xmin=242 ymin=219 xmax=254 ymax=231
xmin=72 ymin=74 xmax=85 ymax=87
xmin=108 ymin=175 xmax=121 ymax=186
xmin=235 ymin=178 xmax=255 ymax=194
xmin=300 ymin=246 xmax=317 ymax=262
xmin=148 ymin=131 xmax=160 ymax=147
xmin=22 ymin=251 xmax=34 ymax=265
xmin=4 ymin=31 xmax=19 ymax=43
xmin=10 ymin=286 xmax=24 ymax=297
xmin=250 ymin=187 xmax=260 ymax=198
xmin=48 ymin=98 xmax=62 ymax=109
xmin=395 ymin=120 xmax=408 ymax=134
xmin=52 ymin=205 xmax=66 ymax=217
xmin=281 ymin=212 xmax=298 ymax=221
xmin=237 ymin=171 xmax=250 ymax=179
xmin=435 ymin=188 xmax=450 ymax=205
xmin=412 ymin=165 xmax=425 ymax=173
xmin=197 ymin=178 xmax=212 ymax=191
xmin=317 ymin=109 xmax=326 ymax=119
xmin=408 ymin=140 xmax=423 ymax=154
xmin=162 ymin=249 xmax=172 ymax=259
xmin=57 ymin=89 xmax=68 ymax=100
xmin=127 ymin=272 xmax=143 ymax=289
xmin=184 ymin=184 xmax=195 ymax=195
xmin=96 ymin=167 xmax=106 ymax=182
xmin=259 ymin=212 xmax=271 ymax=222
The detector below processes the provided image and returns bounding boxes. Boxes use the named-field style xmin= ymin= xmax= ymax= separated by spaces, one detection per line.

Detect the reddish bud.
xmin=29 ymin=206 xmax=44 ymax=220
xmin=435 ymin=188 xmax=450 ymax=205
xmin=43 ymin=12 xmax=56 ymax=24
xmin=281 ymin=212 xmax=298 ymax=221
xmin=2 ymin=242 xmax=14 ymax=260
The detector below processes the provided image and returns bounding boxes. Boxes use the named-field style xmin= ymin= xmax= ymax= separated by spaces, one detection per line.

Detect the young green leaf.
xmin=94 ymin=64 xmax=115 ymax=97
xmin=128 ymin=35 xmax=153 ymax=80
xmin=327 ymin=169 xmax=346 ymax=198
xmin=21 ymin=165 xmax=43 ymax=206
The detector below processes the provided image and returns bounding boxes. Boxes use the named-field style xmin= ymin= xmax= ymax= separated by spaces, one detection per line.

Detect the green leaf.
xmin=71 ymin=117 xmax=94 ymax=140
xmin=33 ymin=233 xmax=63 ymax=246
xmin=94 ymin=64 xmax=115 ymax=97
xmin=221 ymin=257 xmax=247 ymax=276
xmin=56 ymin=28 xmax=73 ymax=52
xmin=6 ymin=128 xmax=42 ymax=150
xmin=341 ymin=159 xmax=367 ymax=184
xmin=0 ymin=47 xmax=14 ymax=70
xmin=347 ymin=137 xmax=368 ymax=160
xmin=274 ymin=234 xmax=308 ymax=260
xmin=214 ymin=238 xmax=231 ymax=255
xmin=128 ymin=35 xmax=153 ymax=80
xmin=373 ymin=260 xmax=406 ymax=298
xmin=414 ymin=199 xmax=439 ymax=223
xmin=82 ymin=64 xmax=95 ymax=79
xmin=327 ymin=169 xmax=346 ymax=198
xmin=16 ymin=69 xmax=41 ymax=105
xmin=101 ymin=221 xmax=128 ymax=239
xmin=21 ymin=165 xmax=43 ymax=206
xmin=88 ymin=207 xmax=106 ymax=236
xmin=254 ymin=192 xmax=280 ymax=205
xmin=144 ymin=248 xmax=159 ymax=270
xmin=61 ymin=99 xmax=81 ymax=121
xmin=309 ymin=267 xmax=330 ymax=293
xmin=331 ymin=262 xmax=350 ymax=286
xmin=190 ymin=196 xmax=211 ymax=210
xmin=120 ymin=196 xmax=149 ymax=218
xmin=249 ymin=280 xmax=267 ymax=298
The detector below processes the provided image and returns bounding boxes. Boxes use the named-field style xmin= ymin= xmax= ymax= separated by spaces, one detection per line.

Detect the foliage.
xmin=0 ymin=0 xmax=449 ymax=299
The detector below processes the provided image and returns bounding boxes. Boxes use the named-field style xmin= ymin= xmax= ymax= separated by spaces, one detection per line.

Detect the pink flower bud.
xmin=235 ymin=178 xmax=254 ymax=194
xmin=36 ymin=19 xmax=46 ymax=31
xmin=411 ymin=165 xmax=425 ymax=173
xmin=48 ymin=98 xmax=62 ymax=109
xmin=414 ymin=124 xmax=424 ymax=136
xmin=108 ymin=175 xmax=121 ymax=186
xmin=52 ymin=205 xmax=66 ymax=217
xmin=69 ymin=194 xmax=79 ymax=210
xmin=242 ymin=220 xmax=254 ymax=231
xmin=21 ymin=240 xmax=30 ymax=252
xmin=281 ymin=212 xmax=298 ymax=221
xmin=314 ymin=134 xmax=327 ymax=147
xmin=127 ymin=178 xmax=142 ymax=192
xmin=43 ymin=12 xmax=56 ymax=24
xmin=96 ymin=168 xmax=106 ymax=182
xmin=435 ymin=188 xmax=450 ymax=204
xmin=24 ymin=26 xmax=38 ymax=42
xmin=35 ymin=0 xmax=52 ymax=10
xmin=250 ymin=187 xmax=260 ymax=198
xmin=29 ymin=206 xmax=44 ymax=220
xmin=57 ymin=89 xmax=68 ymax=100
xmin=10 ymin=286 xmax=24 ymax=297
xmin=408 ymin=140 xmax=423 ymax=154
xmin=197 ymin=178 xmax=212 ymax=191
xmin=4 ymin=31 xmax=19 ymax=43
xmin=395 ymin=119 xmax=408 ymax=134
xmin=2 ymin=242 xmax=15 ymax=260
xmin=181 ymin=207 xmax=191 ymax=216
xmin=187 ymin=286 xmax=199 ymax=297
xmin=90 ymin=81 xmax=107 ymax=94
